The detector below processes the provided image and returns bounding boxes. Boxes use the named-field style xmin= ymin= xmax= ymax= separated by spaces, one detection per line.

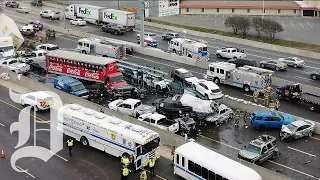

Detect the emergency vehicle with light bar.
xmin=46 ymin=50 xmax=134 ymax=96
xmin=58 ymin=104 xmax=160 ymax=170
xmin=205 ymin=62 xmax=274 ymax=93
xmin=168 ymin=38 xmax=209 ymax=61
xmin=19 ymin=91 xmax=54 ymax=111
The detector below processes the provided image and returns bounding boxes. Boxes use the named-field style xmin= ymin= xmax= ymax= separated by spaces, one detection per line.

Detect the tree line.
xmin=224 ymin=16 xmax=284 ymax=40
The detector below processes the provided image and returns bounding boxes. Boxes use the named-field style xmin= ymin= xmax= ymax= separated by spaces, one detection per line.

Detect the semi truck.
xmin=0 ymin=14 xmax=24 ymax=52
xmin=64 ymin=4 xmax=135 ymax=30
xmin=0 ymin=37 xmax=15 ymax=59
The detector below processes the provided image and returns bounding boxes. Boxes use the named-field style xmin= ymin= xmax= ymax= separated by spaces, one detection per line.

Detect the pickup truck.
xmin=138 ymin=113 xmax=180 ymax=133
xmin=18 ymin=50 xmax=47 ymax=63
xmin=216 ymin=47 xmax=246 ymax=59
xmin=101 ymin=24 xmax=126 ymax=35
xmin=108 ymin=98 xmax=156 ymax=118
xmin=0 ymin=59 xmax=30 ymax=74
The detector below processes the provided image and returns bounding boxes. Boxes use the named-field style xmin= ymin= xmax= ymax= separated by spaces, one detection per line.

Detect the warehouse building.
xmin=179 ymin=0 xmax=320 ymax=17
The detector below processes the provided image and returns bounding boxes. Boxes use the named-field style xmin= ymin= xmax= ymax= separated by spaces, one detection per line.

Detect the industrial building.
xmin=179 ymin=0 xmax=320 ymax=17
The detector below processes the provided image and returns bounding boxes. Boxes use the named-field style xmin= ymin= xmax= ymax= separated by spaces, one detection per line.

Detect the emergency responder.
xmin=264 ymin=91 xmax=270 ymax=106
xmin=234 ymin=109 xmax=241 ymax=126
xmin=121 ymin=155 xmax=130 ymax=167
xmin=253 ymin=89 xmax=259 ymax=104
xmin=129 ymin=154 xmax=134 ymax=170
xmin=121 ymin=165 xmax=130 ymax=180
xmin=149 ymin=158 xmax=155 ymax=176
xmin=269 ymin=100 xmax=276 ymax=110
xmin=140 ymin=168 xmax=147 ymax=180
xmin=275 ymin=98 xmax=280 ymax=110
xmin=66 ymin=138 xmax=73 ymax=157
xmin=171 ymin=146 xmax=176 ymax=165
xmin=241 ymin=109 xmax=249 ymax=128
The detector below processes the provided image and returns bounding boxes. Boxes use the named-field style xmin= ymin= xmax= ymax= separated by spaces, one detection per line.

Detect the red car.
xmin=5 ymin=1 xmax=19 ymax=8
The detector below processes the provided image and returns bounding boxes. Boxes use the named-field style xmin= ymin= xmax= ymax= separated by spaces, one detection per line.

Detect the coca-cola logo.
xmin=67 ymin=68 xmax=80 ymax=76
xmin=49 ymin=65 xmax=62 ymax=72
xmin=109 ymin=63 xmax=114 ymax=71
xmin=85 ymin=71 xmax=100 ymax=80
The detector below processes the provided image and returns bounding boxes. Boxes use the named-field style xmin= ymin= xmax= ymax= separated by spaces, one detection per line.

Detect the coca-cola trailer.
xmin=45 ymin=50 xmax=133 ymax=95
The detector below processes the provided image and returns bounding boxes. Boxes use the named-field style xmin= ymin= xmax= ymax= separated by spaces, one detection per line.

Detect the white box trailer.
xmin=65 ymin=4 xmax=107 ymax=24
xmin=102 ymin=9 xmax=135 ymax=31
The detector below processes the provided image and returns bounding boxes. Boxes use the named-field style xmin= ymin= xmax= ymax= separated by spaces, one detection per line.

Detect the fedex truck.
xmin=102 ymin=9 xmax=135 ymax=31
xmin=65 ymin=4 xmax=107 ymax=24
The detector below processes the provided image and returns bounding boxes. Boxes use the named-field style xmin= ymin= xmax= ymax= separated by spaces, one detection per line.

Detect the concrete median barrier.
xmin=0 ymin=67 xmax=291 ymax=179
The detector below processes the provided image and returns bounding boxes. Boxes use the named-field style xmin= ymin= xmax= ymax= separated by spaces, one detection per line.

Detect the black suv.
xmin=170 ymin=68 xmax=198 ymax=87
xmin=30 ymin=0 xmax=42 ymax=6
xmin=152 ymin=96 xmax=193 ymax=119
xmin=228 ymin=58 xmax=257 ymax=67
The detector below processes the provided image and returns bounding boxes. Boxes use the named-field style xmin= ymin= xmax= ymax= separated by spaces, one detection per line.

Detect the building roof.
xmin=180 ymin=1 xmax=301 ymax=9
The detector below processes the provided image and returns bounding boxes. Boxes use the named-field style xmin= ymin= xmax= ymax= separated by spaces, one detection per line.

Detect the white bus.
xmin=174 ymin=142 xmax=262 ymax=180
xmin=58 ymin=104 xmax=161 ymax=169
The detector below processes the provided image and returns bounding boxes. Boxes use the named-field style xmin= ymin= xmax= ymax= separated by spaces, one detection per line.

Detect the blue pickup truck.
xmin=54 ymin=76 xmax=89 ymax=99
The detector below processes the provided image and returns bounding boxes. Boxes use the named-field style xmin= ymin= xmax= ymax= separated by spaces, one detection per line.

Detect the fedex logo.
xmin=79 ymin=7 xmax=91 ymax=15
xmin=104 ymin=12 xmax=118 ymax=20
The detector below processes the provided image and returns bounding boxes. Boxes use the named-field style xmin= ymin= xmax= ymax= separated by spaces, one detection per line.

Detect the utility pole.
xmin=63 ymin=0 xmax=66 ymax=29
xmin=262 ymin=0 xmax=265 ymax=19
xmin=117 ymin=0 xmax=120 ymax=10
xmin=139 ymin=0 xmax=145 ymax=47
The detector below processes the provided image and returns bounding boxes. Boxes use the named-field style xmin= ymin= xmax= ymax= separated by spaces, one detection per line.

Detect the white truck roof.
xmin=105 ymin=8 xmax=135 ymax=15
xmin=122 ymin=98 xmax=141 ymax=106
xmin=60 ymin=104 xmax=159 ymax=145
xmin=209 ymin=62 xmax=236 ymax=71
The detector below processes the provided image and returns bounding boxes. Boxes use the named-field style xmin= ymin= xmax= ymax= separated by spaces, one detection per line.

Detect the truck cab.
xmin=276 ymin=83 xmax=302 ymax=100
xmin=54 ymin=76 xmax=89 ymax=99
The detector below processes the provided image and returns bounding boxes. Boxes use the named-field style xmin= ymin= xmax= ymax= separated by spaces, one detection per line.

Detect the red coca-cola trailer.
xmin=45 ymin=50 xmax=128 ymax=89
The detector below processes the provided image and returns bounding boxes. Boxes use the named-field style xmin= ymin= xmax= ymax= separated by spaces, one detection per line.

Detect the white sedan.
xmin=278 ymin=57 xmax=305 ymax=68
xmin=70 ymin=19 xmax=86 ymax=26
xmin=192 ymin=79 xmax=223 ymax=100
xmin=16 ymin=7 xmax=29 ymax=13
xmin=20 ymin=91 xmax=54 ymax=111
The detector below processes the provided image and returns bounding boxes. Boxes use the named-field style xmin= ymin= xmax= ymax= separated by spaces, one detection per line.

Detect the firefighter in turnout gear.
xmin=253 ymin=89 xmax=259 ymax=104
xmin=269 ymin=100 xmax=276 ymax=110
xmin=234 ymin=109 xmax=241 ymax=126
xmin=66 ymin=139 xmax=73 ymax=157
xmin=241 ymin=109 xmax=249 ymax=128
xmin=149 ymin=158 xmax=155 ymax=176
xmin=275 ymin=99 xmax=280 ymax=110
xmin=264 ymin=91 xmax=270 ymax=106
xmin=140 ymin=168 xmax=147 ymax=180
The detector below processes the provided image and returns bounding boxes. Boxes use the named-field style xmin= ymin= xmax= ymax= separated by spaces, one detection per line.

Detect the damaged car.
xmin=280 ymin=120 xmax=315 ymax=142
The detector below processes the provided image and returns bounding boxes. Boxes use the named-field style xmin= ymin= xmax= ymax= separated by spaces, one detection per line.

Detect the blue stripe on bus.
xmin=61 ymin=122 xmax=136 ymax=153
xmin=175 ymin=164 xmax=203 ymax=180
xmin=232 ymin=81 xmax=260 ymax=90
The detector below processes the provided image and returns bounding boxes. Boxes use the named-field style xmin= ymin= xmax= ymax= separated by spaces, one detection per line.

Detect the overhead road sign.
xmin=159 ymin=0 xmax=179 ymax=17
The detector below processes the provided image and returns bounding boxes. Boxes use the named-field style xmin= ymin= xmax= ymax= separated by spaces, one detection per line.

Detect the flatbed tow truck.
xmin=276 ymin=83 xmax=320 ymax=112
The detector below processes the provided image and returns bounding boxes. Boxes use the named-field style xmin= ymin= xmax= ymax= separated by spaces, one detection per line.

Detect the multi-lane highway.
xmin=3 ymin=3 xmax=320 ymax=88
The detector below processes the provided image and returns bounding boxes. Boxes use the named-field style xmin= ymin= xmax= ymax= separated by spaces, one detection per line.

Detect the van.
xmin=53 ymin=76 xmax=89 ymax=99
xmin=30 ymin=0 xmax=42 ymax=6
xmin=228 ymin=58 xmax=257 ymax=68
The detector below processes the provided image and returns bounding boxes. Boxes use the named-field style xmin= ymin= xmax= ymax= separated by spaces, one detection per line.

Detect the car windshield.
xmin=70 ymin=84 xmax=86 ymax=92
xmin=181 ymin=72 xmax=193 ymax=78
xmin=246 ymin=144 xmax=261 ymax=154
xmin=110 ymin=76 xmax=125 ymax=84
xmin=141 ymin=137 xmax=160 ymax=155
xmin=157 ymin=118 xmax=168 ymax=125
xmin=48 ymin=46 xmax=59 ymax=51
xmin=278 ymin=113 xmax=284 ymax=120
xmin=0 ymin=46 xmax=14 ymax=52
xmin=286 ymin=123 xmax=298 ymax=132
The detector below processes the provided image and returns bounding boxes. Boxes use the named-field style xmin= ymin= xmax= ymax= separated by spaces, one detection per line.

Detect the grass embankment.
xmin=145 ymin=18 xmax=320 ymax=53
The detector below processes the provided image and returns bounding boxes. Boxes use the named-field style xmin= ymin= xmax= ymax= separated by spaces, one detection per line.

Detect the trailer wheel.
xmin=80 ymin=136 xmax=89 ymax=147
xmin=82 ymin=50 xmax=87 ymax=54
xmin=243 ymin=85 xmax=250 ymax=92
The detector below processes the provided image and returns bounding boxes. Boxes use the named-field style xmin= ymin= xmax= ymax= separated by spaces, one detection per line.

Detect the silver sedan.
xmin=278 ymin=57 xmax=305 ymax=68
xmin=16 ymin=7 xmax=30 ymax=13
xmin=280 ymin=120 xmax=315 ymax=142
xmin=259 ymin=60 xmax=288 ymax=71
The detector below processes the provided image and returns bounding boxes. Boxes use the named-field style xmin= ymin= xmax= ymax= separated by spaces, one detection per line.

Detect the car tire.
xmin=293 ymin=64 xmax=298 ymax=68
xmin=80 ymin=136 xmax=89 ymax=147
xmin=114 ymin=31 xmax=118 ymax=35
xmin=308 ymin=132 xmax=313 ymax=137
xmin=213 ymin=78 xmax=220 ymax=84
xmin=311 ymin=75 xmax=317 ymax=80
xmin=257 ymin=125 xmax=266 ymax=132
xmin=21 ymin=100 xmax=26 ymax=106
xmin=82 ymin=50 xmax=87 ymax=54
xmin=243 ymin=85 xmax=250 ymax=92
xmin=162 ymin=36 xmax=165 ymax=40
xmin=275 ymin=67 xmax=279 ymax=71
xmin=204 ymin=94 xmax=209 ymax=100
xmin=216 ymin=54 xmax=221 ymax=58
xmin=260 ymin=64 xmax=265 ymax=68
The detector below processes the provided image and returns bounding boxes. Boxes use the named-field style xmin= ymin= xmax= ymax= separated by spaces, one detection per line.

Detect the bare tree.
xmin=262 ymin=19 xmax=284 ymax=40
xmin=238 ymin=17 xmax=251 ymax=38
xmin=252 ymin=17 xmax=264 ymax=38
xmin=224 ymin=16 xmax=242 ymax=35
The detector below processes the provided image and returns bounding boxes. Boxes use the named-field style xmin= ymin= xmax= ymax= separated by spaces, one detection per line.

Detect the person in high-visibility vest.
xmin=149 ymin=158 xmax=156 ymax=176
xmin=253 ymin=89 xmax=259 ymax=104
xmin=269 ymin=100 xmax=276 ymax=110
xmin=264 ymin=91 xmax=270 ymax=106
xmin=121 ymin=166 xmax=130 ymax=180
xmin=121 ymin=156 xmax=130 ymax=167
xmin=234 ymin=109 xmax=241 ymax=126
xmin=275 ymin=99 xmax=280 ymax=110
xmin=66 ymin=139 xmax=73 ymax=157
xmin=140 ymin=168 xmax=147 ymax=180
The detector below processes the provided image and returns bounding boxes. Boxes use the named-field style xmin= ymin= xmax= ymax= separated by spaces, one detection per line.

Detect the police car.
xmin=20 ymin=91 xmax=54 ymax=111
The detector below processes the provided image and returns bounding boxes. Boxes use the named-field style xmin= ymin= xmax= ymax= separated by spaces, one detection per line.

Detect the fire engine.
xmin=46 ymin=50 xmax=134 ymax=96
xmin=168 ymin=38 xmax=209 ymax=61
xmin=76 ymin=38 xmax=123 ymax=59
xmin=205 ymin=62 xmax=274 ymax=93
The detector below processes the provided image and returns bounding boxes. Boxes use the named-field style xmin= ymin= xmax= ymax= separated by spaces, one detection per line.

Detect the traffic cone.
xmin=1 ymin=150 xmax=4 ymax=158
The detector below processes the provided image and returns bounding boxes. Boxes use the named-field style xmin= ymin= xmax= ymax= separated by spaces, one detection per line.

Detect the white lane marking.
xmin=0 ymin=122 xmax=5 ymax=126
xmin=298 ymin=22 xmax=304 ymax=28
xmin=288 ymin=146 xmax=316 ymax=157
xmin=295 ymin=76 xmax=313 ymax=81
xmin=16 ymin=166 xmax=35 ymax=178
xmin=294 ymin=69 xmax=309 ymax=74
xmin=214 ymin=21 xmax=216 ymax=24
xmin=290 ymin=21 xmax=295 ymax=28
xmin=198 ymin=135 xmax=320 ymax=179
xmin=307 ymin=22 xmax=313 ymax=28
xmin=49 ymin=150 xmax=68 ymax=162
xmin=281 ymin=21 xmax=286 ymax=28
